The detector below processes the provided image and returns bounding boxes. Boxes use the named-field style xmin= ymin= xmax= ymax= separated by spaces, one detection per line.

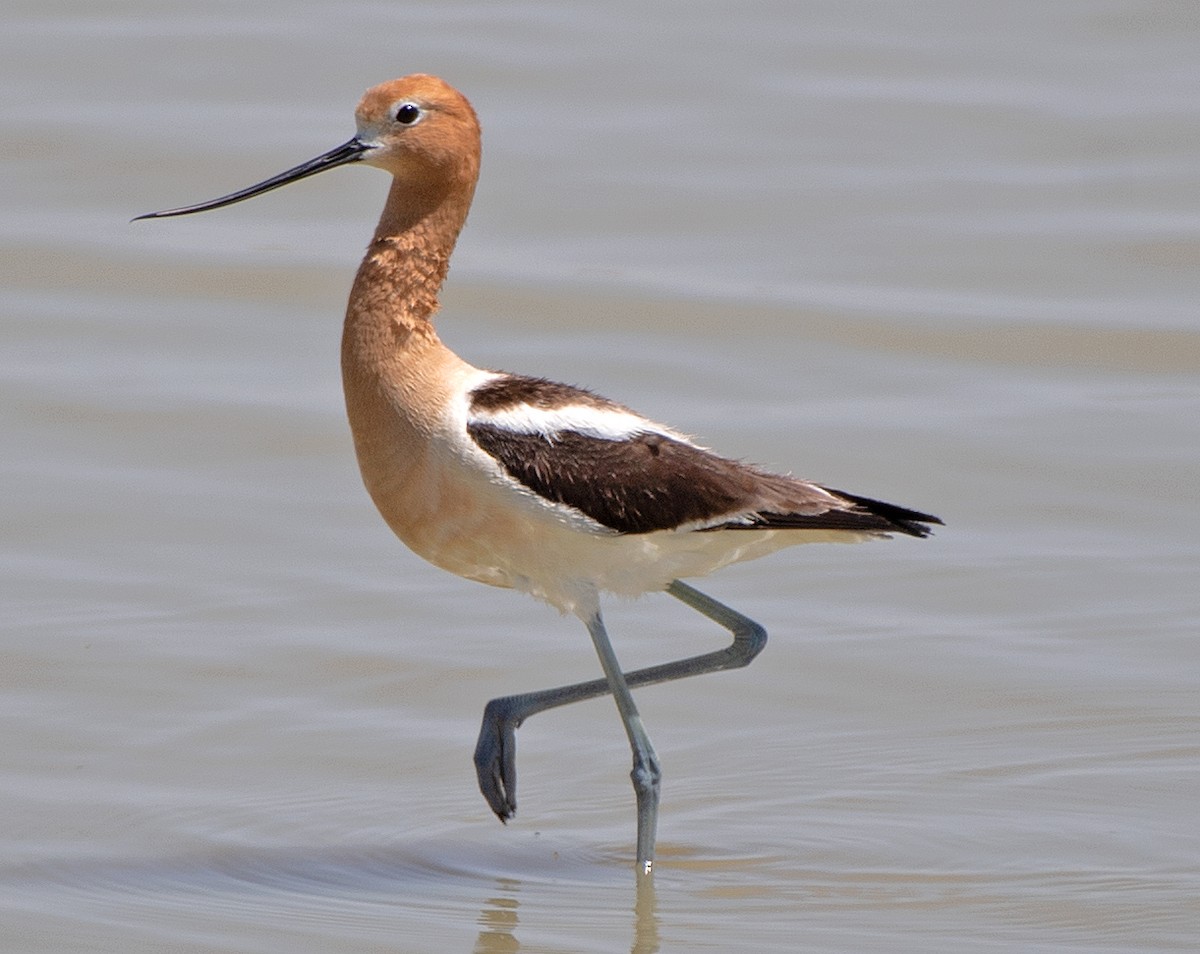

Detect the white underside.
xmin=449 ymin=508 xmax=871 ymax=616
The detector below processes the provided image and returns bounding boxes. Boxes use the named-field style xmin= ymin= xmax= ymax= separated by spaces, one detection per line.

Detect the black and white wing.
xmin=467 ymin=375 xmax=940 ymax=537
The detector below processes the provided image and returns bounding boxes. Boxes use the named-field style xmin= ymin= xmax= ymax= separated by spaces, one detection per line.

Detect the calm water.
xmin=3 ymin=2 xmax=1199 ymax=952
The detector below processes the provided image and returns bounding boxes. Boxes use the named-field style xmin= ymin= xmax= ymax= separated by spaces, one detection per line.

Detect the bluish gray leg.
xmin=473 ymin=581 xmax=768 ymax=865
xmin=582 ymin=609 xmax=661 ymax=874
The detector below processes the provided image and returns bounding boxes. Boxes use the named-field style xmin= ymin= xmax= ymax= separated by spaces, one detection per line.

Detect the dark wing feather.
xmin=467 ymin=421 xmax=940 ymax=538
xmin=810 ymin=488 xmax=943 ymax=538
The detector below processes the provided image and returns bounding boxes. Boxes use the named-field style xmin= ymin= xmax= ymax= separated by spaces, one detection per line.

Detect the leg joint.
xmin=630 ymin=758 xmax=662 ymax=796
xmin=732 ymin=618 xmax=768 ymax=666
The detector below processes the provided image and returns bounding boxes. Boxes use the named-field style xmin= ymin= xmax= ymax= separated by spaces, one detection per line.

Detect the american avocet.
xmin=137 ymin=75 xmax=941 ymax=876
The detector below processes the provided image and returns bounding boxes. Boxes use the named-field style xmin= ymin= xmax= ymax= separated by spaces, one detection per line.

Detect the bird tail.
xmin=820 ymin=488 xmax=943 ymax=538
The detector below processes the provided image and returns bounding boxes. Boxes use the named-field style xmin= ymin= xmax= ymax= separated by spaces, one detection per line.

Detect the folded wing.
xmin=467 ymin=375 xmax=941 ymax=537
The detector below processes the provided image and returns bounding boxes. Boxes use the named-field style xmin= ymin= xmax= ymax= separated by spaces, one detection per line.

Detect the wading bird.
xmin=137 ymin=75 xmax=941 ymax=876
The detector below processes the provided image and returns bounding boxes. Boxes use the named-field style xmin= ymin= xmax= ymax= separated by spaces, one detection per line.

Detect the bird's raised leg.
xmin=473 ymin=579 xmax=767 ymax=870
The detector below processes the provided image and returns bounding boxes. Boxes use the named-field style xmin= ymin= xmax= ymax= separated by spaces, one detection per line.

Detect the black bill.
xmin=134 ymin=137 xmax=372 ymax=220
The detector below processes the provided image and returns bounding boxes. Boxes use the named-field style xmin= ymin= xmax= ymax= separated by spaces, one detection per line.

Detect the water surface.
xmin=3 ymin=2 xmax=1198 ymax=951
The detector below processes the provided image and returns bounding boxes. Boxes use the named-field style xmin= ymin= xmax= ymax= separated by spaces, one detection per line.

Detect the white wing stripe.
xmin=471 ymin=403 xmax=687 ymax=443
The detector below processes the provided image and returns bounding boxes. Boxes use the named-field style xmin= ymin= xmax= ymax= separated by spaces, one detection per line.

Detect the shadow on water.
xmin=473 ymin=874 xmax=660 ymax=954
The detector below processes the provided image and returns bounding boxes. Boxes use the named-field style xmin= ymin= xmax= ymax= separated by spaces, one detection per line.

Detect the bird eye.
xmin=394 ymin=102 xmax=422 ymax=125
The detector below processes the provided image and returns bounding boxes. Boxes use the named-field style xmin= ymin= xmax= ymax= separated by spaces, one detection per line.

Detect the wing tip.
xmin=821 ymin=488 xmax=943 ymax=538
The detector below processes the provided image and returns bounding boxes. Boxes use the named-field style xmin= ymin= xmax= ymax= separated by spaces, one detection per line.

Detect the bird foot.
xmin=473 ymin=696 xmax=521 ymax=821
